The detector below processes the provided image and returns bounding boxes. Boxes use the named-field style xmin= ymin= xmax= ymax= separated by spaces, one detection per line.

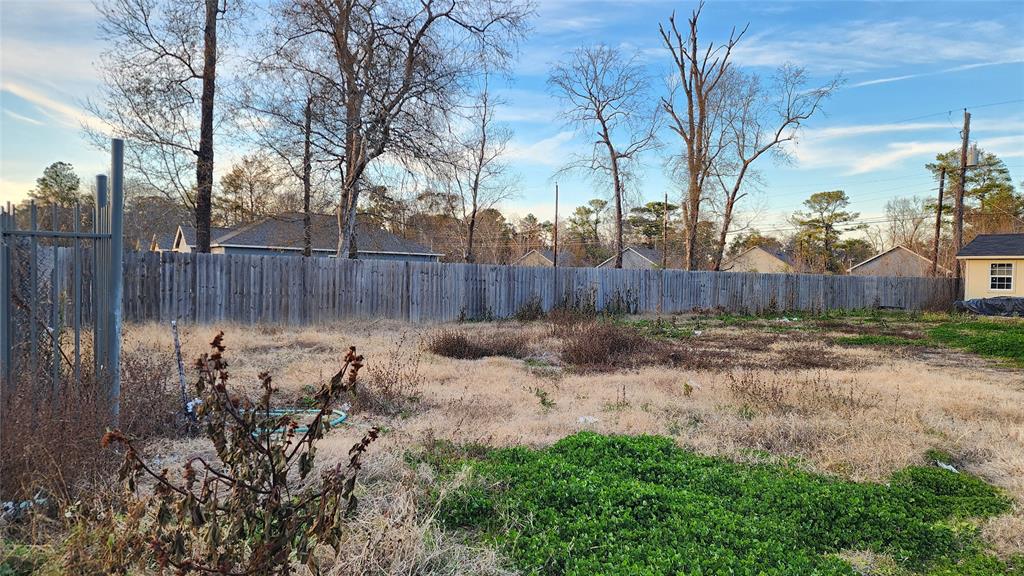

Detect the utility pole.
xmin=553 ymin=183 xmax=559 ymax=268
xmin=662 ymin=191 xmax=668 ymax=269
xmin=953 ymin=109 xmax=970 ymax=279
xmin=931 ymin=166 xmax=946 ymax=277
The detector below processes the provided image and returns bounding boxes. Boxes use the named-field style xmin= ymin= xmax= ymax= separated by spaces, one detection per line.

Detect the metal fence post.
xmin=108 ymin=139 xmax=125 ymax=426
xmin=94 ymin=175 xmax=108 ymax=384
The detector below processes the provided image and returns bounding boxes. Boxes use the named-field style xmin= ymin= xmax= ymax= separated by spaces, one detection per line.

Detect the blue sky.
xmin=2 ymin=0 xmax=1023 ymax=236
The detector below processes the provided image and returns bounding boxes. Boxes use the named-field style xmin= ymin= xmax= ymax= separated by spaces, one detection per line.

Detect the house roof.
xmin=956 ymin=234 xmax=1024 ymax=258
xmin=725 ymin=246 xmax=794 ymax=268
xmin=848 ymin=245 xmax=948 ymax=273
xmin=214 ymin=212 xmax=442 ymax=256
xmin=597 ymin=246 xmax=665 ymax=268
xmin=513 ymin=248 xmax=577 ymax=267
xmin=176 ymin=224 xmax=235 ymax=247
xmin=150 ymin=230 xmax=177 ymax=251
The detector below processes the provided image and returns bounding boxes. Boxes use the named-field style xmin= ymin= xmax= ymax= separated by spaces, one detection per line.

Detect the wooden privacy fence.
xmin=115 ymin=252 xmax=961 ymax=324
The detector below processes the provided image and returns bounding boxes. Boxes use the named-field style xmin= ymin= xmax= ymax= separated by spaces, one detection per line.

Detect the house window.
xmin=990 ymin=263 xmax=1013 ymax=291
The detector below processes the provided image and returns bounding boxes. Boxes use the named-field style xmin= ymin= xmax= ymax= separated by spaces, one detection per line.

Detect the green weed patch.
xmin=835 ymin=334 xmax=928 ymax=347
xmin=929 ymin=321 xmax=1024 ymax=366
xmin=439 ymin=433 xmax=1014 ymax=576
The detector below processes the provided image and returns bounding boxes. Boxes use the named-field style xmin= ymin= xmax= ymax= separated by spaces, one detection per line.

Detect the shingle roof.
xmin=177 ymin=224 xmax=235 ymax=247
xmin=151 ymin=231 xmax=177 ymax=251
xmin=957 ymin=234 xmax=1024 ymax=257
xmin=597 ymin=246 xmax=667 ymax=268
xmin=214 ymin=213 xmax=441 ymax=255
xmin=512 ymin=249 xmax=577 ymax=267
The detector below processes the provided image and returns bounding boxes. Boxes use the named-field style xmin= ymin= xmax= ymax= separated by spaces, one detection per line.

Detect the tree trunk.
xmin=195 ymin=0 xmax=219 ymax=253
xmin=712 ymin=196 xmax=736 ymax=272
xmin=302 ymin=98 xmax=313 ymax=257
xmin=465 ymin=207 xmax=477 ymax=263
xmin=340 ymin=181 xmax=360 ymax=259
xmin=611 ymin=158 xmax=624 ymax=269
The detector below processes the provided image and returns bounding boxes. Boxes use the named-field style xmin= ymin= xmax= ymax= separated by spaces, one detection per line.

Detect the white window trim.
xmin=989 ymin=262 xmax=1014 ymax=291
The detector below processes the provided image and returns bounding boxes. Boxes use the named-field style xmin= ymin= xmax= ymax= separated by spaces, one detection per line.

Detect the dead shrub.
xmin=0 ymin=342 xmax=181 ymax=503
xmin=547 ymin=306 xmax=593 ymax=337
xmin=512 ymin=296 xmax=545 ymax=322
xmin=353 ymin=332 xmax=425 ymax=416
xmin=560 ymin=322 xmax=650 ymax=371
xmin=776 ymin=344 xmax=856 ymax=370
xmin=726 ymin=371 xmax=882 ymax=418
xmin=426 ymin=329 xmax=529 ymax=360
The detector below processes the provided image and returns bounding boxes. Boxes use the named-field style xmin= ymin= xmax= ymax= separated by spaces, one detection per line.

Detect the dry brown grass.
xmin=124 ymin=316 xmax=1024 ymax=559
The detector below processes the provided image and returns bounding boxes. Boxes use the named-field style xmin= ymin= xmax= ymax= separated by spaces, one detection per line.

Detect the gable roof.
xmin=848 ymin=245 xmax=948 ymax=273
xmin=176 ymin=224 xmax=235 ymax=248
xmin=214 ymin=212 xmax=442 ymax=256
xmin=597 ymin=246 xmax=665 ymax=268
xmin=512 ymin=248 xmax=577 ymax=267
xmin=725 ymin=246 xmax=794 ymax=268
xmin=150 ymin=231 xmax=177 ymax=251
xmin=956 ymin=234 xmax=1024 ymax=258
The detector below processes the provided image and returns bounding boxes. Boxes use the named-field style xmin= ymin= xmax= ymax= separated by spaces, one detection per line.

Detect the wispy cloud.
xmin=850 ymin=60 xmax=1024 ymax=88
xmin=505 ymin=131 xmax=576 ymax=167
xmin=735 ymin=18 xmax=1024 ymax=75
xmin=3 ymin=108 xmax=45 ymax=126
xmin=1 ymin=81 xmax=98 ymax=130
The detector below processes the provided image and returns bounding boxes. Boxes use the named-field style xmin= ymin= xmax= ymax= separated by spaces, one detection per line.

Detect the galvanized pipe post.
xmin=108 ymin=139 xmax=125 ymax=426
xmin=94 ymin=175 xmax=108 ymax=389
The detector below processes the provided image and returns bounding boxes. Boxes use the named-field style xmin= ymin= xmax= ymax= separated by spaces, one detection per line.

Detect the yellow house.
xmin=956 ymin=234 xmax=1024 ymax=300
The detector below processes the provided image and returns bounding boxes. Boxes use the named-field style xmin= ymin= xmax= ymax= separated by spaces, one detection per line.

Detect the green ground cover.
xmin=438 ymin=433 xmax=1018 ymax=576
xmin=625 ymin=311 xmax=1024 ymax=366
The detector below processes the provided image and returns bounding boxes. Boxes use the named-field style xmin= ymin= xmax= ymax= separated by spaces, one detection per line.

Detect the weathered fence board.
xmin=102 ymin=252 xmax=968 ymax=324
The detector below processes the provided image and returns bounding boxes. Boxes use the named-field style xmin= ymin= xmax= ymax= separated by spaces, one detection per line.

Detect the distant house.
xmin=512 ymin=249 xmax=577 ymax=268
xmin=956 ymin=234 xmax=1024 ymax=300
xmin=171 ymin=213 xmax=442 ymax=262
xmin=596 ymin=246 xmax=666 ymax=269
xmin=722 ymin=246 xmax=795 ymax=274
xmin=149 ymin=230 xmax=178 ymax=252
xmin=848 ymin=246 xmax=946 ymax=277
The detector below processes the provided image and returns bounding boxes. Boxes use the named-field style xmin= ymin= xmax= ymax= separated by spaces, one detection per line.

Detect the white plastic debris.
xmin=186 ymin=397 xmax=203 ymax=414
xmin=687 ymin=379 xmax=701 ymax=391
xmin=937 ymin=461 xmax=959 ymax=473
xmin=577 ymin=416 xmax=599 ymax=425
xmin=692 ymin=330 xmax=703 ymax=337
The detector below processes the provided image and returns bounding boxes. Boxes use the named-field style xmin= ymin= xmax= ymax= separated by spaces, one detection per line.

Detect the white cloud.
xmin=505 ymin=131 xmax=576 ymax=167
xmin=734 ymin=18 xmax=1024 ymax=75
xmin=1 ymin=81 xmax=99 ymax=130
xmin=848 ymin=141 xmax=953 ymax=174
xmin=3 ymin=108 xmax=45 ymax=126
xmin=849 ymin=60 xmax=1024 ymax=88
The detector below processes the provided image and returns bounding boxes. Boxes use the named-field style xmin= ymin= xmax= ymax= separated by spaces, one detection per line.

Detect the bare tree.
xmin=90 ymin=0 xmax=234 ymax=253
xmin=708 ymin=66 xmax=839 ymax=270
xmin=276 ymin=0 xmax=531 ymax=258
xmin=440 ymin=81 xmax=515 ymax=263
xmin=659 ymin=3 xmax=744 ymax=270
xmin=218 ymin=152 xmax=284 ymax=225
xmin=884 ymin=196 xmax=930 ymax=252
xmin=548 ymin=45 xmax=659 ymax=268
xmin=236 ymin=20 xmax=339 ymax=256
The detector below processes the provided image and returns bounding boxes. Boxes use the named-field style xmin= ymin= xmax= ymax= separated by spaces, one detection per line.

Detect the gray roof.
xmin=178 ymin=224 xmax=235 ymax=247
xmin=215 ymin=212 xmax=441 ymax=255
xmin=762 ymin=247 xmax=795 ymax=266
xmin=597 ymin=246 xmax=667 ymax=268
xmin=957 ymin=234 xmax=1024 ymax=257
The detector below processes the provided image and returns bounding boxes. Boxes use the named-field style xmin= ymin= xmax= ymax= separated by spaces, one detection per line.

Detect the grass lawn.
xmin=627 ymin=311 xmax=1024 ymax=366
xmin=438 ymin=433 xmax=1019 ymax=576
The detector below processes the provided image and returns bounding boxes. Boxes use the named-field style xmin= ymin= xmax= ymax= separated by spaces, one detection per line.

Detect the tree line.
xmin=17 ymin=1 xmax=1023 ymax=271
